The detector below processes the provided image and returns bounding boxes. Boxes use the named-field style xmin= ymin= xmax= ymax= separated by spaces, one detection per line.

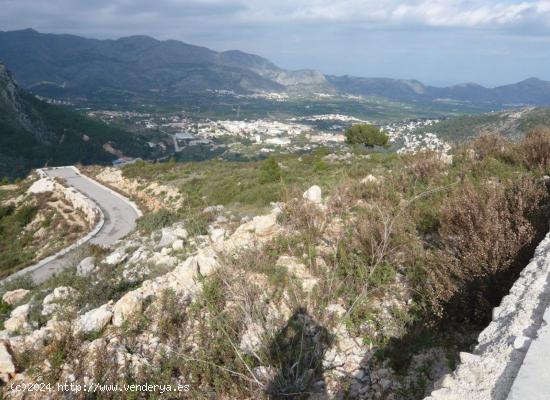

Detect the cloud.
xmin=233 ymin=0 xmax=550 ymax=30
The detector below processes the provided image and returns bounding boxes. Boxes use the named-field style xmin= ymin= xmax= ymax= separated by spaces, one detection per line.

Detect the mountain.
xmin=1 ymin=29 xmax=550 ymax=107
xmin=327 ymin=75 xmax=550 ymax=106
xmin=0 ymin=29 xmax=330 ymax=98
xmin=0 ymin=61 xmax=149 ymax=179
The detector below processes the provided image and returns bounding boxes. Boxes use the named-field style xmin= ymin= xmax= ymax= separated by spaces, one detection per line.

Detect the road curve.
xmin=6 ymin=167 xmax=141 ymax=284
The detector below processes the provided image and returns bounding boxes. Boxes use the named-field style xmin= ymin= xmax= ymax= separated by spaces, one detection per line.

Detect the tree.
xmin=259 ymin=156 xmax=281 ymax=184
xmin=0 ymin=177 xmax=8 ymax=186
xmin=345 ymin=124 xmax=389 ymax=148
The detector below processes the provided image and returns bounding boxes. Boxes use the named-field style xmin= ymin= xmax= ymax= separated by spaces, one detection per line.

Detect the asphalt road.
xmin=6 ymin=167 xmax=140 ymax=283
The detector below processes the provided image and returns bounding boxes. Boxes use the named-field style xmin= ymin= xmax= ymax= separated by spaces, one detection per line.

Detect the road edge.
xmin=0 ymin=166 xmax=142 ymax=285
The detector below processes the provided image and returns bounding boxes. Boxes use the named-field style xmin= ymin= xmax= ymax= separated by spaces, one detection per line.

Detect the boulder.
xmin=303 ymin=185 xmax=322 ymax=204
xmin=253 ymin=214 xmax=278 ymax=237
xmin=4 ymin=304 xmax=30 ymax=334
xmin=195 ymin=250 xmax=218 ymax=276
xmin=172 ymin=239 xmax=185 ymax=251
xmin=2 ymin=289 xmax=30 ymax=306
xmin=209 ymin=228 xmax=226 ymax=244
xmin=42 ymin=286 xmax=77 ymax=316
xmin=158 ymin=228 xmax=177 ymax=248
xmin=112 ymin=291 xmax=143 ymax=327
xmin=75 ymin=304 xmax=113 ymax=334
xmin=0 ymin=342 xmax=15 ymax=382
xmin=174 ymin=227 xmax=189 ymax=240
xmin=105 ymin=249 xmax=127 ymax=265
xmin=77 ymin=257 xmax=96 ymax=276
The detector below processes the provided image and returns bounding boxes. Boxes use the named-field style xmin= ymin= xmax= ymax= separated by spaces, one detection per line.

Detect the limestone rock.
xmin=4 ymin=304 xmax=30 ymax=334
xmin=105 ymin=249 xmax=127 ymax=265
xmin=172 ymin=239 xmax=185 ymax=251
xmin=303 ymin=185 xmax=322 ymax=204
xmin=2 ymin=289 xmax=30 ymax=306
xmin=75 ymin=304 xmax=113 ymax=334
xmin=253 ymin=214 xmax=278 ymax=237
xmin=77 ymin=256 xmax=96 ymax=276
xmin=0 ymin=341 xmax=15 ymax=382
xmin=174 ymin=227 xmax=189 ymax=240
xmin=158 ymin=228 xmax=177 ymax=248
xmin=209 ymin=228 xmax=226 ymax=244
xmin=112 ymin=291 xmax=143 ymax=327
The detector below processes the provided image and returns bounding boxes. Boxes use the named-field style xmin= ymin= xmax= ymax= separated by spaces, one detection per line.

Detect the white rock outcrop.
xmin=4 ymin=304 xmax=30 ymax=334
xmin=112 ymin=291 xmax=143 ymax=327
xmin=2 ymin=289 xmax=30 ymax=306
xmin=77 ymin=257 xmax=96 ymax=276
xmin=0 ymin=342 xmax=15 ymax=382
xmin=75 ymin=304 xmax=113 ymax=334
xmin=303 ymin=185 xmax=322 ymax=204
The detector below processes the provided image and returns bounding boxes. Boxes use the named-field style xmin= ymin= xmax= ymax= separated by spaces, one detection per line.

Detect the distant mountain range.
xmin=1 ymin=29 xmax=550 ymax=106
xmin=0 ymin=61 xmax=149 ymax=179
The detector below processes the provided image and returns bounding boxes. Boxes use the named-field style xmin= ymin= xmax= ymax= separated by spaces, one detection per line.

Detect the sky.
xmin=2 ymin=0 xmax=550 ymax=86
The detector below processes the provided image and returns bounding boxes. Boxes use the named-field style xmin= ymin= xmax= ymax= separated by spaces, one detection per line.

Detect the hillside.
xmin=0 ymin=61 xmax=150 ymax=179
xmin=416 ymin=107 xmax=550 ymax=142
xmin=1 ymin=131 xmax=550 ymax=398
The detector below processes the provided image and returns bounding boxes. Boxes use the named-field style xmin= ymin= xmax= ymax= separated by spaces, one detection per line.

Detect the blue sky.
xmin=2 ymin=0 xmax=550 ymax=86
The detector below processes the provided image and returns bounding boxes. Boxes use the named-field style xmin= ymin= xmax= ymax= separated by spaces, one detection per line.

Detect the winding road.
xmin=4 ymin=167 xmax=141 ymax=284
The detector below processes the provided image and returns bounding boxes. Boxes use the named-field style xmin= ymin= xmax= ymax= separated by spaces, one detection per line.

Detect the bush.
xmin=15 ymin=205 xmax=38 ymax=227
xmin=136 ymin=209 xmax=178 ymax=233
xmin=520 ymin=127 xmax=550 ymax=173
xmin=345 ymin=124 xmax=389 ymax=148
xmin=426 ymin=177 xmax=549 ymax=320
xmin=259 ymin=157 xmax=281 ymax=184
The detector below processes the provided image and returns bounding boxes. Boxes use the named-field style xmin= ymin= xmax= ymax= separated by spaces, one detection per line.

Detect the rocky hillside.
xmin=0 ymin=61 xmax=150 ymax=179
xmin=0 ymin=131 xmax=549 ymax=399
xmin=416 ymin=107 xmax=550 ymax=143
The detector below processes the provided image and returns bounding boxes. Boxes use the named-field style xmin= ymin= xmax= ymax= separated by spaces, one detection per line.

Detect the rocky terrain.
xmin=0 ymin=128 xmax=549 ymax=399
xmin=0 ymin=174 xmax=95 ymax=278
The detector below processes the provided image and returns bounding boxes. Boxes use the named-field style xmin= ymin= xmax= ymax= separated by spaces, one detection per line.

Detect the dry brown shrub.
xmin=426 ymin=177 xmax=549 ymax=320
xmin=520 ymin=127 xmax=550 ymax=173
xmin=403 ymin=151 xmax=446 ymax=183
xmin=278 ymin=198 xmax=327 ymax=239
xmin=471 ymin=133 xmax=513 ymax=161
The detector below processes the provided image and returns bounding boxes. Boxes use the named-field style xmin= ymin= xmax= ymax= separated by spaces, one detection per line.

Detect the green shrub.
xmin=136 ymin=209 xmax=178 ymax=233
xmin=15 ymin=205 xmax=38 ymax=227
xmin=259 ymin=157 xmax=282 ymax=184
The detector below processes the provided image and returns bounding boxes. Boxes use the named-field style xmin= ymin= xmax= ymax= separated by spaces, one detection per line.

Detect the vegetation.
xmin=345 ymin=123 xmax=389 ymax=148
xmin=3 ymin=128 xmax=550 ymax=399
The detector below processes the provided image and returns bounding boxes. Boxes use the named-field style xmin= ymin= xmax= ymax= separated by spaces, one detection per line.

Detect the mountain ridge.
xmin=1 ymin=29 xmax=550 ymax=105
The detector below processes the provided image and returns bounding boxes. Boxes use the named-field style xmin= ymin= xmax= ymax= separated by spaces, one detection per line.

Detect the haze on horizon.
xmin=2 ymin=0 xmax=550 ymax=87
